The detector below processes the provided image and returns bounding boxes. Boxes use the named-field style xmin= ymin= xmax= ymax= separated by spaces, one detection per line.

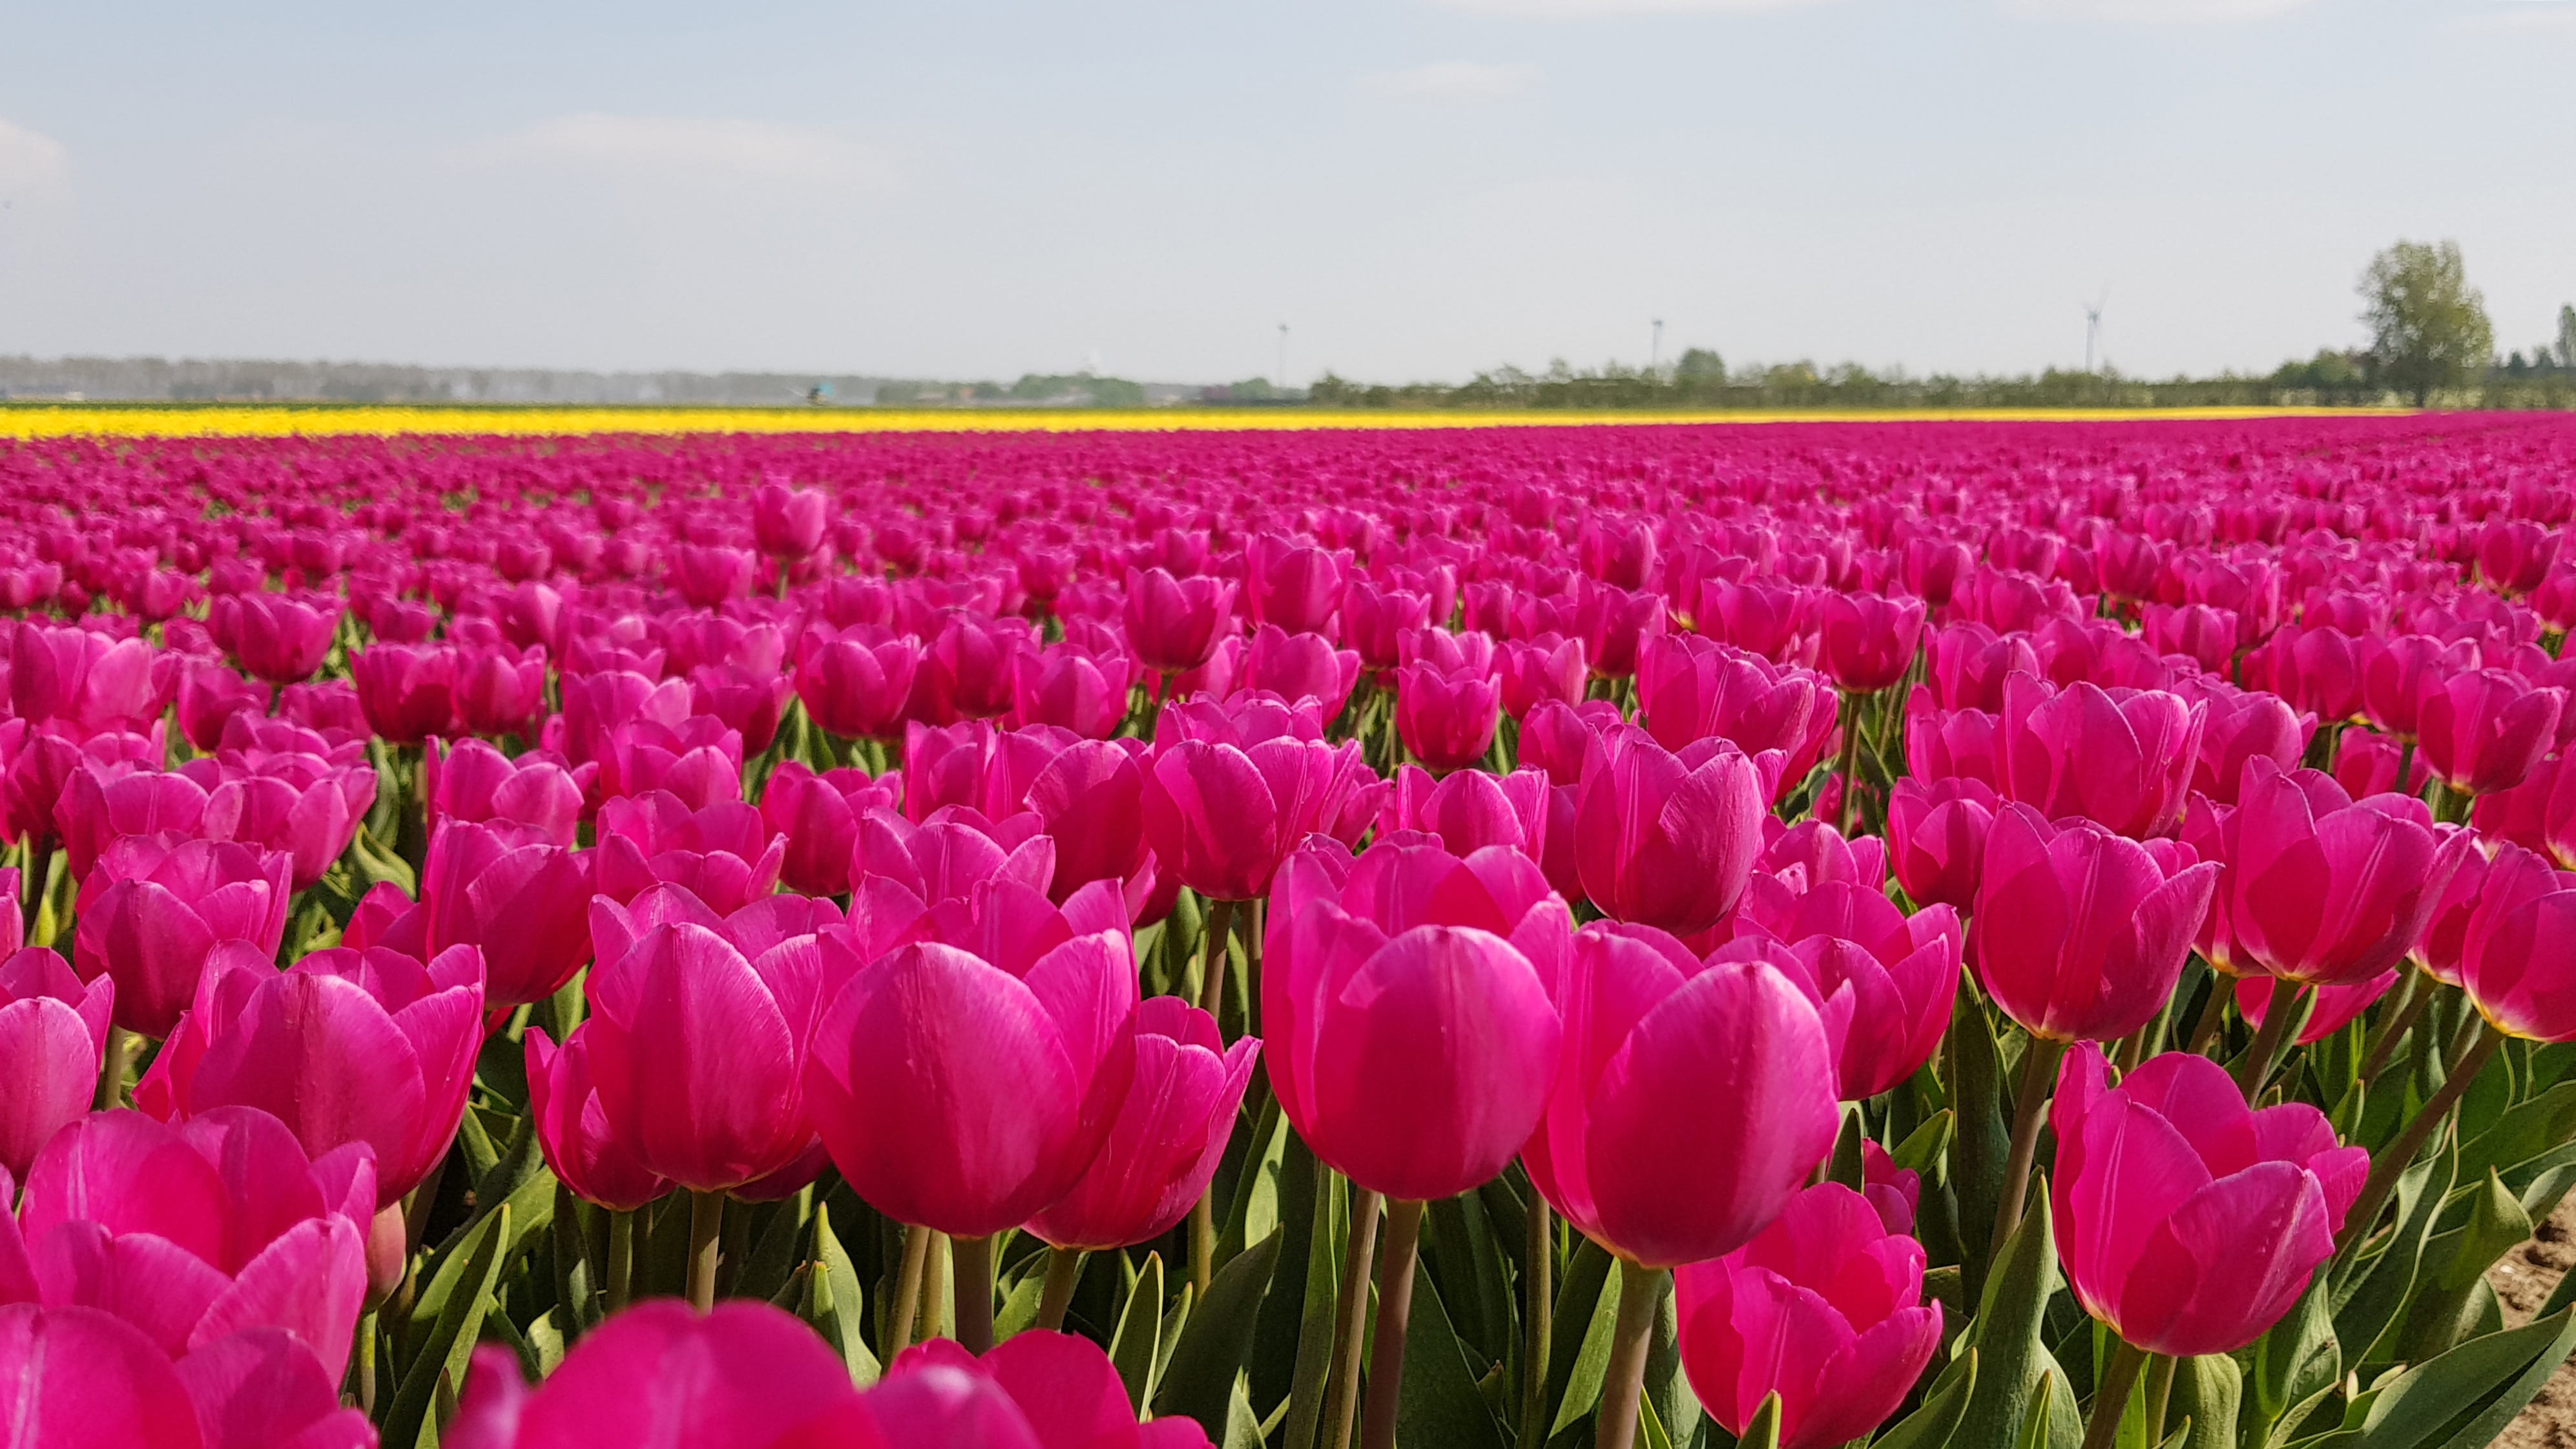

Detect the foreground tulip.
xmin=2051 ymin=1045 xmax=2364 ymax=1359
xmin=1027 ymin=997 xmax=1256 ymax=1251
xmin=1884 ymin=776 xmax=1999 ymax=912
xmin=140 ymin=943 xmax=483 ymax=1207
xmin=2221 ymin=758 xmax=2465 ymax=987
xmin=2459 ymin=842 xmax=2576 ymax=1043
xmin=1125 ymin=567 xmax=1236 ymax=676
xmin=1573 ymin=724 xmax=1767 ymax=937
xmin=807 ymin=879 xmax=1139 ymax=1239
xmin=1 ymin=1107 xmax=377 ymax=1379
xmin=1141 ymin=696 xmax=1371 ymax=903
xmin=1393 ymin=660 xmax=1501 ymax=773
xmin=72 ymin=839 xmax=293 ymax=1039
xmin=178 ymin=1328 xmax=379 ymax=1449
xmin=873 ymin=1333 xmax=1214 ymax=1449
xmin=423 ymin=819 xmax=596 ymax=1008
xmin=348 ymin=642 xmax=459 ymax=745
xmin=596 ymin=791 xmax=785 ymax=913
xmin=1524 ymin=925 xmax=1839 ymax=1449
xmin=446 ymin=1302 xmax=879 ymax=1449
xmin=1996 ymin=673 xmax=2203 ymax=839
xmin=1730 ymin=877 xmax=1962 ymax=1100
xmin=795 ymin=625 xmax=923 ymax=742
xmin=1376 ymin=764 xmax=1551 ymax=859
xmin=2418 ymin=668 xmax=2565 ymax=796
xmin=525 ymin=1025 xmax=667 ymax=1213
xmin=0 ymin=1304 xmax=204 ymax=1446
xmin=1675 ymin=1183 xmax=1941 ymax=1449
xmin=1265 ymin=840 xmax=1568 ymax=1201
xmin=1971 ymin=804 xmax=2218 ymax=1044
xmin=758 ymin=760 xmax=904 ymax=897
xmin=0 ymin=948 xmax=114 ymax=1177
xmin=1817 ymin=593 xmax=1926 ymax=694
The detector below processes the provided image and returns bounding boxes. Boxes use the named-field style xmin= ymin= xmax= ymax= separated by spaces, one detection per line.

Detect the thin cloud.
xmin=0 ymin=118 xmax=68 ymax=191
xmin=1426 ymin=0 xmax=1834 ymax=16
xmin=1357 ymin=61 xmax=1546 ymax=101
xmin=472 ymin=114 xmax=889 ymax=185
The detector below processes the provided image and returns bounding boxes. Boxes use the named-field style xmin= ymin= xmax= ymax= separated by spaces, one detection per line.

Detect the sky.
xmin=0 ymin=0 xmax=2570 ymax=386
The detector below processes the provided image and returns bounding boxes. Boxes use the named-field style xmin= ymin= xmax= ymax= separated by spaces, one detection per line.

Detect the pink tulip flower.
xmin=1884 ymin=777 xmax=1999 ymax=912
xmin=348 ymin=643 xmax=460 ymax=745
xmin=72 ymin=838 xmax=293 ymax=1039
xmin=2418 ymin=669 xmax=2565 ymax=795
xmin=2460 ymin=842 xmax=2576 ymax=1041
xmin=425 ymin=738 xmax=592 ymax=848
xmin=1817 ymin=593 xmax=1926 ymax=694
xmin=1971 ymin=804 xmax=2218 ymax=1043
xmin=225 ymin=594 xmax=340 ymax=686
xmin=1028 ymin=997 xmax=1256 ymax=1250
xmin=1124 ymin=567 xmax=1237 ymax=676
xmin=0 ymin=1304 xmax=205 ymax=1446
xmin=871 ymin=1333 xmax=1214 ymax=1449
xmin=1572 ymin=724 xmax=1769 ymax=938
xmin=2051 ymin=1045 xmax=2365 ymax=1355
xmin=1729 ymin=878 xmax=1962 ymax=1100
xmin=1635 ymin=634 xmax=1835 ymax=786
xmin=596 ymin=791 xmax=785 ymax=914
xmin=2218 ymin=758 xmax=2467 ymax=987
xmin=759 ymin=760 xmax=904 ymax=897
xmin=1675 ymin=1183 xmax=1941 ymax=1449
xmin=795 ymin=625 xmax=923 ymax=742
xmin=1996 ymin=672 xmax=2204 ymax=840
xmin=422 ymin=819 xmax=595 ymax=1008
xmin=525 ymin=1025 xmax=668 ymax=1213
xmin=0 ymin=948 xmax=114 ymax=1178
xmin=1141 ymin=694 xmax=1371 ymax=902
xmin=1376 ymin=764 xmax=1551 ymax=860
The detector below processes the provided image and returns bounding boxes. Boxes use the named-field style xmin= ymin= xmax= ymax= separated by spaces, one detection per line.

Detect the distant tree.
xmin=2559 ymin=305 xmax=2576 ymax=369
xmin=2358 ymin=240 xmax=2495 ymax=405
xmin=1675 ymin=348 xmax=1726 ymax=382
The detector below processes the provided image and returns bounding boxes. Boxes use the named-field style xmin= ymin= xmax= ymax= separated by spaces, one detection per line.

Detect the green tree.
xmin=2358 ymin=240 xmax=2495 ymax=405
xmin=1674 ymin=347 xmax=1725 ymax=381
xmin=2557 ymin=304 xmax=2575 ymax=369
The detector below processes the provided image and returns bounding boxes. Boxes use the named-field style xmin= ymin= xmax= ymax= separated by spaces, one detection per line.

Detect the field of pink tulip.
xmin=8 ymin=412 xmax=2576 ymax=1449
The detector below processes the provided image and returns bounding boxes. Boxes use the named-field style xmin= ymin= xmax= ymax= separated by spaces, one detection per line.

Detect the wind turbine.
xmin=2083 ymin=288 xmax=2110 ymax=375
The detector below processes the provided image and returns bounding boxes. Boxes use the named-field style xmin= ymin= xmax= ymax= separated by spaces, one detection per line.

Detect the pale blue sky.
xmin=0 ymin=0 xmax=2568 ymax=384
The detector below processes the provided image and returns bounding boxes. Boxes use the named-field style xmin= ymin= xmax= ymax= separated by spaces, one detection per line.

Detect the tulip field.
xmin=11 ymin=411 xmax=2576 ymax=1449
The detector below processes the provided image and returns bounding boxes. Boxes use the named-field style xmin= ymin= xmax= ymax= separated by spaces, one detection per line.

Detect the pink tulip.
xmin=1394 ymin=662 xmax=1502 ymax=773
xmin=2250 ymin=625 xmax=2367 ymax=724
xmin=872 ymin=1333 xmax=1214 ymax=1449
xmin=1729 ymin=878 xmax=1962 ymax=1100
xmin=178 ymin=749 xmax=379 ymax=891
xmin=758 ymin=760 xmax=903 ymax=897
xmin=753 ymin=482 xmax=831 ymax=558
xmin=1263 ymin=840 xmax=1567 ymax=1200
xmin=796 ymin=625 xmax=922 ymax=741
xmin=425 ymin=738 xmax=592 ymax=848
xmin=1572 ymin=724 xmax=1768 ymax=938
xmin=446 ymin=1302 xmax=877 ymax=1449
xmin=348 ymin=643 xmax=459 ymax=745
xmin=2219 ymin=758 xmax=2466 ymax=986
xmin=525 ymin=1025 xmax=667 ymax=1212
xmin=1141 ymin=695 xmax=1371 ymax=902
xmin=2234 ymin=969 xmax=2396 ymax=1047
xmin=1125 ymin=567 xmax=1237 ymax=676
xmin=1497 ymin=634 xmax=1588 ymax=719
xmin=176 ymin=662 xmax=271 ymax=754
xmin=1028 ymin=997 xmax=1256 ymax=1250
xmin=1 ymin=1107 xmax=376 ymax=1379
xmin=2332 ymin=727 xmax=2429 ymax=799
xmin=2418 ymin=669 xmax=2565 ymax=795
xmin=1675 ymin=1183 xmax=1940 ymax=1449
xmin=0 ymin=948 xmax=114 ymax=1178
xmin=2459 ymin=842 xmax=2576 ymax=1041
xmin=1019 ymin=739 xmax=1152 ymax=902
xmin=2360 ymin=634 xmax=2477 ymax=738
xmin=1901 ymin=688 xmax=2002 ymax=789
xmin=807 ymin=879 xmax=1139 ymax=1237
xmin=178 ymin=1327 xmax=379 ymax=1449
xmin=1245 ymin=537 xmax=1349 ymax=636
xmin=1996 ymin=672 xmax=2204 ymax=840
xmin=1242 ymin=625 xmax=1360 ymax=718
xmin=599 ymin=716 xmax=743 ymax=808
xmin=1524 ymin=924 xmax=1840 ymax=1267
xmin=848 ymin=807 xmax=1056 ymax=954
xmin=225 ymin=594 xmax=340 ymax=686
xmin=1971 ymin=804 xmax=2218 ymax=1043
xmin=1884 ymin=777 xmax=1999 ymax=912
xmin=11 ymin=621 xmax=176 ymax=735
xmin=1376 ymin=764 xmax=1551 ymax=859
xmin=456 ymin=643 xmax=551 ymax=737
xmin=1570 ymin=579 xmax=1667 ymax=680
xmin=572 ymin=889 xmax=844 ymax=1193
xmin=1924 ymin=622 xmax=2038 ymax=713
xmin=2176 ymin=679 xmax=2311 ymax=806
xmin=56 ymin=762 xmax=211 ymax=882
xmin=1861 ymin=1139 xmax=1921 ymax=1234
xmin=1694 ymin=579 xmax=1816 ymax=666
xmin=1635 ymin=634 xmax=1835 ymax=787
xmin=672 ymin=544 xmax=757 ymax=607
xmin=140 ymin=942 xmax=483 ymax=1207
xmin=2051 ymin=1045 xmax=2365 ymax=1355
xmin=0 ymin=1304 xmax=204 ymax=1446
xmin=1012 ymin=641 xmax=1133 ymax=740
xmin=1817 ymin=594 xmax=1926 ymax=694
xmin=918 ymin=613 xmax=1037 ymax=725
xmin=1517 ymin=698 xmax=1621 ymax=786
xmin=596 ymin=791 xmax=785 ymax=913
xmin=420 ymin=819 xmax=594 ymax=1008
xmin=72 ymin=838 xmax=292 ymax=1039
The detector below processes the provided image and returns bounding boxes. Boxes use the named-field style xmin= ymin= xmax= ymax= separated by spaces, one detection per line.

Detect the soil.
xmin=2488 ymin=1198 xmax=2576 ymax=1446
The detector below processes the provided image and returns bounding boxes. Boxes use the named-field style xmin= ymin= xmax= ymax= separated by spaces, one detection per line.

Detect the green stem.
xmin=1191 ymin=897 xmax=1238 ymax=1302
xmin=1992 ymin=1037 xmax=2070 ymax=1262
xmin=352 ymin=1309 xmax=379 ymax=1417
xmin=1833 ymin=692 xmax=1865 ymax=835
xmin=1593 ymin=1260 xmax=1666 ymax=1449
xmin=888 ymin=1224 xmax=931 ymax=1357
xmin=1520 ymin=1198 xmax=1554 ymax=1449
xmin=953 ymin=1234 xmax=995 ymax=1355
xmin=2336 ymin=1022 xmax=2509 ymax=1257
xmin=1325 ymin=1189 xmax=1386 ymax=1449
xmin=685 ymin=1189 xmax=724 ymax=1313
xmin=2185 ymin=973 xmax=2234 ymax=1056
xmin=94 ymin=1026 xmax=139 ymax=1112
xmin=2081 ymin=1338 xmax=2152 ymax=1449
xmin=1037 ymin=1246 xmax=1085 ymax=1332
xmin=2236 ymin=976 xmax=2303 ymax=1098
xmin=605 ymin=1209 xmax=634 ymax=1315
xmin=2142 ymin=1353 xmax=2177 ymax=1444
xmin=1358 ymin=1202 xmax=1428 ymax=1449
xmin=2360 ymin=969 xmax=2433 ymax=1085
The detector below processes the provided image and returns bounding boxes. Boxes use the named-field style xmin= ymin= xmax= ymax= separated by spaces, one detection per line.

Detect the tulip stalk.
xmin=2081 ymin=1337 xmax=2152 ymax=1449
xmin=1324 ymin=1188 xmax=1386 ymax=1449
xmin=2236 ymin=976 xmax=2303 ymax=1097
xmin=2360 ymin=970 xmax=2434 ymax=1084
xmin=1520 ymin=1199 xmax=1553 ymax=1449
xmin=605 ymin=1209 xmax=635 ymax=1315
xmin=888 ymin=1223 xmax=931 ymax=1357
xmin=1191 ymin=896 xmax=1237 ymax=1298
xmin=1833 ymin=691 xmax=1866 ymax=834
xmin=1594 ymin=1260 xmax=1665 ymax=1449
xmin=953 ymin=1234 xmax=997 ymax=1354
xmin=685 ymin=1189 xmax=724 ymax=1313
xmin=93 ymin=1025 xmax=139 ymax=1111
xmin=1358 ymin=1200 xmax=1427 ymax=1449
xmin=2336 ymin=1021 xmax=2509 ymax=1257
xmin=1037 ymin=1246 xmax=1085 ymax=1331
xmin=1992 ymin=1037 xmax=2070 ymax=1261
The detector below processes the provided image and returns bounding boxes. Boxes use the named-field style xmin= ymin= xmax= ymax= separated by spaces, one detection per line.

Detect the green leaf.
xmin=1831 ymin=1107 xmax=1867 ymax=1192
xmin=2331 ymin=1140 xmax=2457 ymax=1371
xmin=1391 ymin=1251 xmax=1509 ymax=1449
xmin=2347 ymin=1307 xmax=2576 ymax=1448
xmin=2170 ymin=1354 xmax=2240 ymax=1449
xmin=1157 ymin=1228 xmax=1285 ymax=1437
xmin=1113 ymin=1252 xmax=1169 ymax=1415
xmin=385 ymin=1203 xmax=510 ymax=1449
xmin=1274 ymin=1160 xmax=1341 ymax=1449
xmin=1870 ymin=1346 xmax=1979 ymax=1449
xmin=804 ymin=1203 xmax=879 ymax=1386
xmin=349 ymin=822 xmax=417 ymax=897
xmin=2249 ymin=1279 xmax=2338 ymax=1449
xmin=2436 ymin=1169 xmax=2533 ymax=1292
xmin=1546 ymin=1239 xmax=1622 ymax=1437
xmin=1218 ymin=1096 xmax=1287 ymax=1267
xmin=1738 ymin=1392 xmax=1784 ymax=1449
xmin=1954 ymin=1190 xmax=2068 ymax=1449
xmin=2015 ymin=1371 xmax=2058 ymax=1449
xmin=1948 ymin=990 xmax=2011 ymax=1301
xmin=1891 ymin=1109 xmax=1956 ymax=1181
xmin=2457 ymin=1080 xmax=2576 ymax=1185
